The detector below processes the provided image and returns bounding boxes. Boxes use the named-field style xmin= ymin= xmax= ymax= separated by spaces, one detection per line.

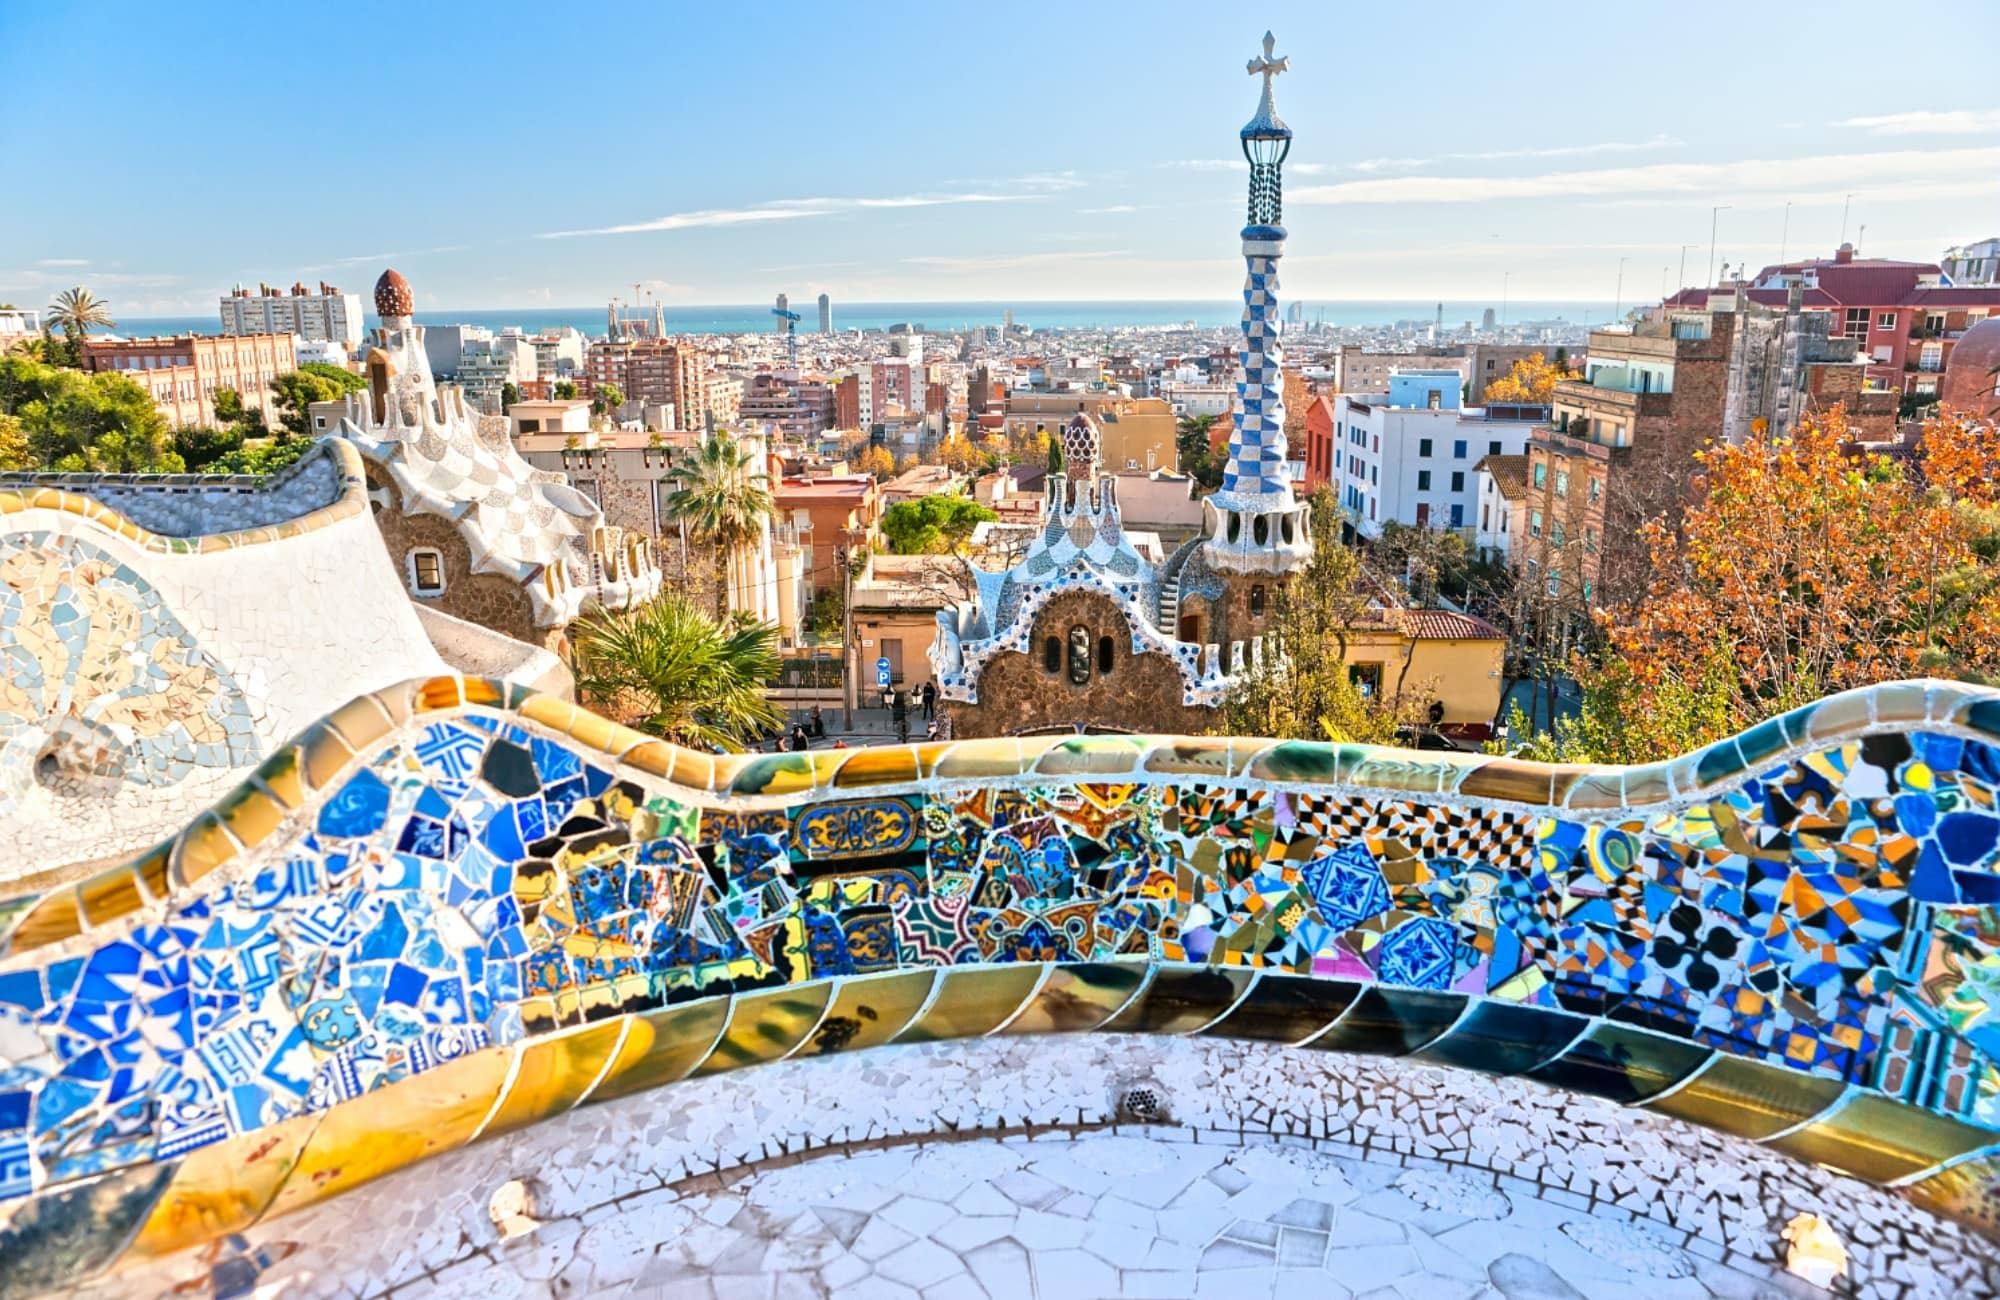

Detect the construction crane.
xmin=771 ymin=305 xmax=802 ymax=366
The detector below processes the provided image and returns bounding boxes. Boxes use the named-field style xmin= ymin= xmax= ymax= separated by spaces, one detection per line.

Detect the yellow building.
xmin=1002 ymin=394 xmax=1179 ymax=474
xmin=1340 ymin=596 xmax=1505 ymax=740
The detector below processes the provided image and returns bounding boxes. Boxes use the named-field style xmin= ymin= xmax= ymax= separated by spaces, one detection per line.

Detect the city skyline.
xmin=3 ymin=1 xmax=1997 ymax=316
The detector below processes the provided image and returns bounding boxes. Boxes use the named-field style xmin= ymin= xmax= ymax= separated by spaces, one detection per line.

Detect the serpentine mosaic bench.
xmin=5 ymin=675 xmax=2000 ymax=1293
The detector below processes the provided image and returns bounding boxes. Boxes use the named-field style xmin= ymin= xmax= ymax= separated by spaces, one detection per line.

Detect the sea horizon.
xmin=106 ymin=297 xmax=1624 ymax=340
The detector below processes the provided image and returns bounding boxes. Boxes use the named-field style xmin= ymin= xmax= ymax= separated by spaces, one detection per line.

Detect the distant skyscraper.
xmin=1003 ymin=308 xmax=1014 ymax=334
xmin=818 ymin=293 xmax=832 ymax=334
xmin=1481 ymin=307 xmax=1497 ymax=331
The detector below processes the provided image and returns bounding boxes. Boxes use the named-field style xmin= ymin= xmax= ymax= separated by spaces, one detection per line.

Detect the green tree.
xmin=44 ymin=287 xmax=114 ymax=366
xmin=880 ymin=494 xmax=997 ymax=554
xmin=593 ymin=382 xmax=625 ymax=418
xmin=571 ymin=592 xmax=783 ymax=751
xmin=173 ymin=423 xmax=244 ymax=470
xmin=501 ymin=380 xmax=521 ymax=409
xmin=1219 ymin=491 xmax=1431 ymax=743
xmin=209 ymin=439 xmax=313 ymax=476
xmin=553 ymin=380 xmax=578 ymax=400
xmin=1176 ymin=413 xmax=1224 ymax=490
xmin=663 ymin=432 xmax=775 ymax=618
xmin=0 ymin=412 xmax=28 ymax=470
xmin=0 ymin=356 xmax=182 ymax=473
xmin=269 ymin=362 xmax=366 ymax=438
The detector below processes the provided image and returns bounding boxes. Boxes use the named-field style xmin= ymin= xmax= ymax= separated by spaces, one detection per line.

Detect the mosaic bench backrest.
xmin=5 ymin=675 xmax=2000 ymax=1289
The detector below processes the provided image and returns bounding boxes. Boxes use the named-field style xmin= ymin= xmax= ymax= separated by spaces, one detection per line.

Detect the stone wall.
xmin=948 ymin=588 xmax=1213 ymax=736
xmin=365 ymin=464 xmax=544 ymax=648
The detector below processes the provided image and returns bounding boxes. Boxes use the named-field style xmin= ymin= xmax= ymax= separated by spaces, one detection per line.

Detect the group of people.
xmin=887 ymin=681 xmax=939 ymax=743
xmin=731 ymin=682 xmax=942 ymax=754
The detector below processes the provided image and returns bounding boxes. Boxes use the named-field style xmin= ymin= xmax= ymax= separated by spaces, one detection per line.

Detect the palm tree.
xmin=571 ymin=592 xmax=783 ymax=751
xmin=45 ymin=287 xmax=114 ymax=364
xmin=664 ymin=431 xmax=774 ymax=618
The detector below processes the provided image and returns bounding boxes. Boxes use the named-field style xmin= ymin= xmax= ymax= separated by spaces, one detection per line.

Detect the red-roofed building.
xmin=1660 ymin=244 xmax=2000 ymax=396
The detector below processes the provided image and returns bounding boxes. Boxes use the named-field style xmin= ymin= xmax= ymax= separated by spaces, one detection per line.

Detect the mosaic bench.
xmin=4 ymin=675 xmax=2000 ymax=1294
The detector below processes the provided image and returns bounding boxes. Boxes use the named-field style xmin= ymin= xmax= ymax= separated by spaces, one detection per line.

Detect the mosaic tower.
xmin=1201 ymin=31 xmax=1313 ymax=575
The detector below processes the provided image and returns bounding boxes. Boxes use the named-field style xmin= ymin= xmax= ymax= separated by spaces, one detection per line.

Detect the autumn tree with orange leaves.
xmin=1520 ymin=409 xmax=2000 ymax=764
xmin=1483 ymin=351 xmax=1582 ymax=405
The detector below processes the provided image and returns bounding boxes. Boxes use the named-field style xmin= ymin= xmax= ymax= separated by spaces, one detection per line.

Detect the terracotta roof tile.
xmin=1402 ymin=609 xmax=1504 ymax=641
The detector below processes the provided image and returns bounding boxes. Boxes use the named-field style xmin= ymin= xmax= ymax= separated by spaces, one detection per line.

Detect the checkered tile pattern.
xmin=1222 ymin=254 xmax=1292 ymax=496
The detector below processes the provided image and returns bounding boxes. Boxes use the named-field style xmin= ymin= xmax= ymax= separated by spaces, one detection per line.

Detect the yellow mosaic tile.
xmin=478 ymin=1020 xmax=628 ymax=1140
xmin=261 ymin=1045 xmax=512 ymax=1220
xmin=123 ymin=1113 xmax=320 ymax=1262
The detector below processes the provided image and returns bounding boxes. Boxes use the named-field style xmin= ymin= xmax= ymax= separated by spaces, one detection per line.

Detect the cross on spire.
xmin=1246 ymin=31 xmax=1288 ymax=92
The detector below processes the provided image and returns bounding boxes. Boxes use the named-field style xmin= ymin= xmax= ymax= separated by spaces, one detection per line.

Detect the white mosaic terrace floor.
xmin=81 ymin=1034 xmax=1998 ymax=1300
xmin=415 ymin=1127 xmax=1836 ymax=1300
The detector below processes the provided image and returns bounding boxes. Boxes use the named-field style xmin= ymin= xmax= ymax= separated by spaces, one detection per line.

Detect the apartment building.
xmin=220 ymin=282 xmax=364 ymax=349
xmin=587 ymin=339 xmax=709 ymax=430
xmin=1332 ymin=372 xmax=1543 ymax=539
xmin=1665 ymin=243 xmax=2000 ymax=397
xmin=82 ymin=332 xmax=296 ymax=429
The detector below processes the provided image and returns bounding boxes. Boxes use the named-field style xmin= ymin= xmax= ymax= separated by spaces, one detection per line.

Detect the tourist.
xmin=921 ymin=680 xmax=936 ymax=720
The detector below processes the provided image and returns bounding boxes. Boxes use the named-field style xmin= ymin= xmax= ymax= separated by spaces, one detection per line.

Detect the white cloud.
xmin=1292 ymin=146 xmax=2000 ymax=206
xmin=1160 ymin=159 xmax=1239 ymax=170
xmin=541 ymin=191 xmax=1025 ymax=239
xmin=1080 ymin=204 xmax=1140 ymax=214
xmin=34 ymin=258 xmax=89 ymax=267
xmin=1015 ymin=171 xmax=1086 ymax=191
xmin=902 ymin=249 xmax=1137 ymax=272
xmin=1838 ymin=110 xmax=2000 ymax=136
xmin=1343 ymin=136 xmax=1675 ymax=175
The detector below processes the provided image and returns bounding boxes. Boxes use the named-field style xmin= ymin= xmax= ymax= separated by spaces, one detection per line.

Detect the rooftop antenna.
xmin=1857 ymin=224 xmax=1866 ymax=255
xmin=1780 ymin=200 xmax=1793 ymax=264
xmin=1707 ymin=205 xmax=1731 ymax=287
xmin=1840 ymin=194 xmax=1855 ymax=245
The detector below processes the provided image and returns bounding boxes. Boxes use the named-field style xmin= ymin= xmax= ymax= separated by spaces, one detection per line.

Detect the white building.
xmin=220 ymin=282 xmax=365 ymax=349
xmin=0 ymin=307 xmax=41 ymax=340
xmin=294 ymin=338 xmax=351 ymax=368
xmin=1159 ymin=379 xmax=1233 ymax=418
xmin=1943 ymin=237 xmax=2000 ymax=286
xmin=1472 ymin=453 xmax=1529 ymax=561
xmin=455 ymin=333 xmax=538 ymax=412
xmin=528 ymin=328 xmax=587 ymax=379
xmin=1334 ymin=371 xmax=1540 ymax=538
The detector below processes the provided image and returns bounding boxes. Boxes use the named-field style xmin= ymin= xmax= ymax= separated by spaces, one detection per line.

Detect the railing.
xmin=4 ymin=675 xmax=2000 ymax=1290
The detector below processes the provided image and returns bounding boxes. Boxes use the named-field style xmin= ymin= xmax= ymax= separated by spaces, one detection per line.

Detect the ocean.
xmin=113 ymin=299 xmax=1620 ymax=340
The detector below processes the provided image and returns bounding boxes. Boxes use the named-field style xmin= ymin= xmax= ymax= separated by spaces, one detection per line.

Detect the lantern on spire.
xmin=1240 ymin=32 xmax=1292 ymax=232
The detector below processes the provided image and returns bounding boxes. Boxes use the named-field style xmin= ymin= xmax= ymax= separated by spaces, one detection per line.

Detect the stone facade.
xmin=337 ymin=268 xmax=661 ymax=649
xmin=946 ymin=588 xmax=1214 ymax=737
xmin=361 ymin=462 xmax=556 ymax=655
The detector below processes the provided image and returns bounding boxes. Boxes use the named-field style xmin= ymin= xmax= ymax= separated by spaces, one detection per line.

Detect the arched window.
xmin=1097 ymin=635 xmax=1114 ymax=674
xmin=1250 ymin=585 xmax=1266 ymax=618
xmin=1067 ymin=625 xmax=1091 ymax=685
xmin=1253 ymin=515 xmax=1270 ymax=545
xmin=1043 ymin=636 xmax=1062 ymax=674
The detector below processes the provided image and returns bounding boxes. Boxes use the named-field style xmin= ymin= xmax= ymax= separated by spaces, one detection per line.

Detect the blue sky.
xmin=3 ymin=1 xmax=1997 ymax=315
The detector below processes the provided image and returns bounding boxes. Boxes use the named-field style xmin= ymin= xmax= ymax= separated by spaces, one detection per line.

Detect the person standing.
xmin=921 ymin=680 xmax=936 ymax=721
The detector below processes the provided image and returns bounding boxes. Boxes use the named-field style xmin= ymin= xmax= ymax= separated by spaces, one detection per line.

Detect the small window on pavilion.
xmin=1043 ymin=636 xmax=1062 ymax=674
xmin=407 ymin=548 xmax=446 ymax=596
